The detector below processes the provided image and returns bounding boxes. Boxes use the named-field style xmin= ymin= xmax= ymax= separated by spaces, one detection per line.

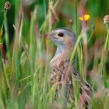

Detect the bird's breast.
xmin=50 ymin=60 xmax=72 ymax=85
xmin=50 ymin=60 xmax=65 ymax=84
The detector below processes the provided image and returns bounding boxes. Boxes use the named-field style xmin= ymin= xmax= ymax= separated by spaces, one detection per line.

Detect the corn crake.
xmin=49 ymin=28 xmax=94 ymax=109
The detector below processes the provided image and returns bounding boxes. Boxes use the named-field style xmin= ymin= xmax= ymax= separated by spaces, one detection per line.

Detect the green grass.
xmin=0 ymin=0 xmax=109 ymax=109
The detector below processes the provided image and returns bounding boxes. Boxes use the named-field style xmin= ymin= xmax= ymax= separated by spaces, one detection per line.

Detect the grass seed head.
xmin=103 ymin=15 xmax=109 ymax=24
xmin=4 ymin=1 xmax=11 ymax=11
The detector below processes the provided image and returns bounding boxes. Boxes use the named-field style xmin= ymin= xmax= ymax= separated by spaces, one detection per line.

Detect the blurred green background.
xmin=0 ymin=0 xmax=109 ymax=109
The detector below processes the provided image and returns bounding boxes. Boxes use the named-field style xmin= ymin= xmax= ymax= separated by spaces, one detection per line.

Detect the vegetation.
xmin=0 ymin=0 xmax=109 ymax=109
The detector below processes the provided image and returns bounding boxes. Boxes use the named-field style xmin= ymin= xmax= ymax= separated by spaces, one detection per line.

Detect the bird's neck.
xmin=50 ymin=46 xmax=73 ymax=65
xmin=55 ymin=47 xmax=68 ymax=57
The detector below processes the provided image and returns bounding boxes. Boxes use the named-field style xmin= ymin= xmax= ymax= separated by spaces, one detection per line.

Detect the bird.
xmin=49 ymin=28 xmax=94 ymax=109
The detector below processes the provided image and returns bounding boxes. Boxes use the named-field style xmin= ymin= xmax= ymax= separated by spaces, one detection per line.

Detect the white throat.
xmin=54 ymin=47 xmax=67 ymax=57
xmin=50 ymin=46 xmax=72 ymax=66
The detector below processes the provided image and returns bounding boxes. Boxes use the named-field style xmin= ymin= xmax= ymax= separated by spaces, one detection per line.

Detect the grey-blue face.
xmin=50 ymin=28 xmax=76 ymax=48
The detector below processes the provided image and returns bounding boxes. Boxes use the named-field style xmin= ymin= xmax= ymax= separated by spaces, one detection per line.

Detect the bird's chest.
xmin=50 ymin=60 xmax=70 ymax=85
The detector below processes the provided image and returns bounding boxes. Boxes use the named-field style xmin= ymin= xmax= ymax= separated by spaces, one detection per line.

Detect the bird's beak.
xmin=50 ymin=31 xmax=58 ymax=40
xmin=50 ymin=31 xmax=55 ymax=38
xmin=39 ymin=31 xmax=57 ymax=41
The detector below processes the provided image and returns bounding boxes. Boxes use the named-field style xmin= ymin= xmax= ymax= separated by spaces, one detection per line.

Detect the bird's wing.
xmin=71 ymin=63 xmax=95 ymax=96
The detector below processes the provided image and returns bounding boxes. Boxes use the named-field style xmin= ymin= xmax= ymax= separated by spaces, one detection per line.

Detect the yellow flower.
xmin=79 ymin=14 xmax=90 ymax=21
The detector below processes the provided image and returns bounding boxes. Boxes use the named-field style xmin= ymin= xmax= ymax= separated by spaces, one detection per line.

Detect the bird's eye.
xmin=58 ymin=32 xmax=64 ymax=37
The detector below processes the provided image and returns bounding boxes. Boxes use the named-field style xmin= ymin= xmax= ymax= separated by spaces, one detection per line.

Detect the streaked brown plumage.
xmin=49 ymin=28 xmax=94 ymax=108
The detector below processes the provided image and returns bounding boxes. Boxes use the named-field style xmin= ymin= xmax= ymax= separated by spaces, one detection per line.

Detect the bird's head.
xmin=50 ymin=28 xmax=76 ymax=49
